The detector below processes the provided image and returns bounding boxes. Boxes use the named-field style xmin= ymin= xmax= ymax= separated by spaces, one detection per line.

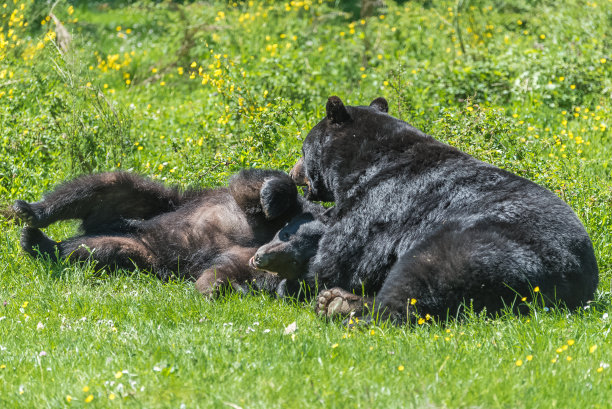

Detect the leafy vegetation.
xmin=1 ymin=0 xmax=611 ymax=407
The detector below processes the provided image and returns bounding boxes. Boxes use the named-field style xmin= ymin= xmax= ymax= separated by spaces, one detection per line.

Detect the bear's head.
xmin=291 ymin=96 xmax=418 ymax=203
xmin=249 ymin=212 xmax=325 ymax=280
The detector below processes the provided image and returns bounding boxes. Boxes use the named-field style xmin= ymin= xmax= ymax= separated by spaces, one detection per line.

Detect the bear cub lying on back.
xmin=15 ymin=169 xmax=322 ymax=296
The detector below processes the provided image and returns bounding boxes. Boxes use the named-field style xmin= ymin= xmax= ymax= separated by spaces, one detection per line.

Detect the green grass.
xmin=1 ymin=0 xmax=612 ymax=407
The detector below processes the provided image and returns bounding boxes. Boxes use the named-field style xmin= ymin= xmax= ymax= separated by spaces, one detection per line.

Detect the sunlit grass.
xmin=1 ymin=0 xmax=611 ymax=407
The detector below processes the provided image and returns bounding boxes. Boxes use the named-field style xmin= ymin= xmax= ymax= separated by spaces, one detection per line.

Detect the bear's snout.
xmin=250 ymin=253 xmax=267 ymax=269
xmin=289 ymin=157 xmax=307 ymax=186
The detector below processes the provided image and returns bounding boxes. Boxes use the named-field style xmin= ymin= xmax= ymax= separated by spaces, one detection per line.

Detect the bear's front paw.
xmin=195 ymin=272 xmax=249 ymax=298
xmin=196 ymin=277 xmax=228 ymax=298
xmin=315 ymin=287 xmax=365 ymax=318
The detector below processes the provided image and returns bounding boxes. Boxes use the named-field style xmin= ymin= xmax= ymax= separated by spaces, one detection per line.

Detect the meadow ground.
xmin=1 ymin=0 xmax=611 ymax=407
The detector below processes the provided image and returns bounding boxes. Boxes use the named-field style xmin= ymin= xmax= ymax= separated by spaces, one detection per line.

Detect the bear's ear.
xmin=326 ymin=96 xmax=351 ymax=124
xmin=369 ymin=97 xmax=388 ymax=113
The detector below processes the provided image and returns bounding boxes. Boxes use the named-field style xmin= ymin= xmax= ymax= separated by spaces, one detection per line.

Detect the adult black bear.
xmin=14 ymin=169 xmax=322 ymax=296
xmin=289 ymin=96 xmax=599 ymax=322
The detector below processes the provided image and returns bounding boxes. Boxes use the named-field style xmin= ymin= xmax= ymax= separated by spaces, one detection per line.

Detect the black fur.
xmin=16 ymin=170 xmax=322 ymax=296
xmin=291 ymin=96 xmax=599 ymax=322
xmin=250 ymin=212 xmax=325 ymax=280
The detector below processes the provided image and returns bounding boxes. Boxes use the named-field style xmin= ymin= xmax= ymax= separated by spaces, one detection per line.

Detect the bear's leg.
xmin=372 ymin=225 xmax=561 ymax=323
xmin=315 ymin=287 xmax=373 ymax=318
xmin=21 ymin=227 xmax=156 ymax=271
xmin=61 ymin=235 xmax=156 ymax=271
xmin=14 ymin=172 xmax=183 ymax=232
xmin=194 ymin=246 xmax=275 ymax=297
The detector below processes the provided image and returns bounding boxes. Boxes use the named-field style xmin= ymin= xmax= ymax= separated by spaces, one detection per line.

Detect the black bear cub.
xmin=288 ymin=96 xmax=599 ymax=322
xmin=15 ymin=169 xmax=322 ymax=296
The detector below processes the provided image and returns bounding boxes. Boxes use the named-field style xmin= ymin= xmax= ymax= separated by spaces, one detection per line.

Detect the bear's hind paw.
xmin=13 ymin=200 xmax=45 ymax=228
xmin=20 ymin=227 xmax=58 ymax=260
xmin=315 ymin=287 xmax=366 ymax=318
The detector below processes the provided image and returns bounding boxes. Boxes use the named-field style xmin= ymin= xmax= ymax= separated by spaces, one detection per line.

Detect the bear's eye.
xmin=280 ymin=232 xmax=290 ymax=241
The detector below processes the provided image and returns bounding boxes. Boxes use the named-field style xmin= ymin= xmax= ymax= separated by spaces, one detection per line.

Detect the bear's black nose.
xmin=251 ymin=253 xmax=269 ymax=269
xmin=258 ymin=253 xmax=270 ymax=267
